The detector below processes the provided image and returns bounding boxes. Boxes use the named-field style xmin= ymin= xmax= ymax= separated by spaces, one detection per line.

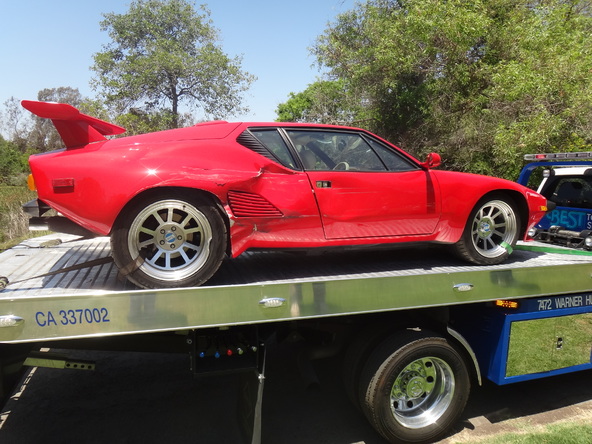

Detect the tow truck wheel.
xmin=454 ymin=194 xmax=520 ymax=265
xmin=359 ymin=331 xmax=470 ymax=443
xmin=111 ymin=191 xmax=227 ymax=289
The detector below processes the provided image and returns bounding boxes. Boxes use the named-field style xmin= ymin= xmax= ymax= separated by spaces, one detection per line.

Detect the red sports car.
xmin=22 ymin=100 xmax=549 ymax=289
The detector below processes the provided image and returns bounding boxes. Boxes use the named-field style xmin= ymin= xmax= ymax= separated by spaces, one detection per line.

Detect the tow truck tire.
xmin=111 ymin=191 xmax=227 ymax=289
xmin=343 ymin=324 xmax=395 ymax=410
xmin=359 ymin=331 xmax=470 ymax=443
xmin=454 ymin=194 xmax=520 ymax=265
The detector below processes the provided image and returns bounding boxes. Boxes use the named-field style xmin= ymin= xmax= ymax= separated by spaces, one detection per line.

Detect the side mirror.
xmin=421 ymin=152 xmax=441 ymax=169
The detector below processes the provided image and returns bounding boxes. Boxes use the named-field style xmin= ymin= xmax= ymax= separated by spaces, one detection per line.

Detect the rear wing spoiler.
xmin=21 ymin=100 xmax=126 ymax=149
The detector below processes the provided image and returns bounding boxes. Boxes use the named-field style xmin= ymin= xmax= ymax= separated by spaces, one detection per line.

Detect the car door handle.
xmin=316 ymin=181 xmax=331 ymax=188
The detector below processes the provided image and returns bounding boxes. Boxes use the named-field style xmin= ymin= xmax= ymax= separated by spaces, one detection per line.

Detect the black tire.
xmin=454 ymin=194 xmax=521 ymax=265
xmin=342 ymin=324 xmax=395 ymax=410
xmin=359 ymin=331 xmax=470 ymax=443
xmin=111 ymin=191 xmax=227 ymax=289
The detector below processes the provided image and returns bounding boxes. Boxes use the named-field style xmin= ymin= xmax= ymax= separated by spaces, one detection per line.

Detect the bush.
xmin=0 ymin=186 xmax=36 ymax=246
xmin=0 ymin=139 xmax=29 ymax=185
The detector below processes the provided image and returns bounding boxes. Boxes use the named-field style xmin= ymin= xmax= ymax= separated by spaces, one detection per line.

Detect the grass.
xmin=452 ymin=420 xmax=592 ymax=443
xmin=0 ymin=186 xmax=45 ymax=250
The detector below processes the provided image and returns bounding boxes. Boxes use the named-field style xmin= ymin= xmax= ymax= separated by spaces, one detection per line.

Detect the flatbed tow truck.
xmin=0 ymin=234 xmax=591 ymax=443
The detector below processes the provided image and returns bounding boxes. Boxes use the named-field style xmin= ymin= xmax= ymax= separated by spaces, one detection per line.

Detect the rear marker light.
xmin=52 ymin=178 xmax=75 ymax=193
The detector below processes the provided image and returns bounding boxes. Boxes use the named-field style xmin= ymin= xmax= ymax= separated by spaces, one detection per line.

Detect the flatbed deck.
xmin=1 ymin=235 xmax=591 ymax=343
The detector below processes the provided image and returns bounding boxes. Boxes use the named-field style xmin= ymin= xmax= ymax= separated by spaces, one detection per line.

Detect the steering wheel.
xmin=333 ymin=161 xmax=350 ymax=171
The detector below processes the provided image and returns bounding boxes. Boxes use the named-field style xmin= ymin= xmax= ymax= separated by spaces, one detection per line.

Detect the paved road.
xmin=0 ymin=343 xmax=591 ymax=444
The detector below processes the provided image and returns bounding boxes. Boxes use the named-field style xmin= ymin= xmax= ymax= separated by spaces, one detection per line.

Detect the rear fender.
xmin=113 ymin=187 xmax=233 ymax=258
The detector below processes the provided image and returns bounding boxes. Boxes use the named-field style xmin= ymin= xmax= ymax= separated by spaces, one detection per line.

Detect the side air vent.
xmin=228 ymin=191 xmax=283 ymax=218
xmin=236 ymin=131 xmax=277 ymax=162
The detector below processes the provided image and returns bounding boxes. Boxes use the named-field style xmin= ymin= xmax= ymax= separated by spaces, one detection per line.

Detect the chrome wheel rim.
xmin=470 ymin=200 xmax=517 ymax=258
xmin=390 ymin=357 xmax=455 ymax=429
xmin=127 ymin=199 xmax=212 ymax=282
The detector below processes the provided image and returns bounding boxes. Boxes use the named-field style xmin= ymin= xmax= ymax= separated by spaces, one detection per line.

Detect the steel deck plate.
xmin=0 ymin=235 xmax=591 ymax=343
xmin=0 ymin=234 xmax=589 ymax=296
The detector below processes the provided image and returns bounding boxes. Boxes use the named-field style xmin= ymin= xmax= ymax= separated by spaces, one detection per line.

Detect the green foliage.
xmin=92 ymin=0 xmax=255 ymax=128
xmin=0 ymin=186 xmax=37 ymax=247
xmin=115 ymin=108 xmax=193 ymax=135
xmin=295 ymin=0 xmax=592 ymax=179
xmin=275 ymin=80 xmax=357 ymax=124
xmin=0 ymin=137 xmax=29 ymax=185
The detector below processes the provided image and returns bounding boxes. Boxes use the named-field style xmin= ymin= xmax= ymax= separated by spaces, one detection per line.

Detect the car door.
xmin=285 ymin=129 xmax=441 ymax=240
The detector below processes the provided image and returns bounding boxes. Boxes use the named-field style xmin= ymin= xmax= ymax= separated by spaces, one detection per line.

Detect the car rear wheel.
xmin=454 ymin=194 xmax=520 ymax=265
xmin=111 ymin=192 xmax=227 ymax=289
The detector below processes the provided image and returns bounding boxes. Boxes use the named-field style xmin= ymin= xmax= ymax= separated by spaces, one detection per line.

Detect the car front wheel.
xmin=111 ymin=192 xmax=227 ymax=289
xmin=454 ymin=194 xmax=520 ymax=265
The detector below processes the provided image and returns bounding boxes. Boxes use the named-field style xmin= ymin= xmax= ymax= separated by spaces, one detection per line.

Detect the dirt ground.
xmin=0 ymin=342 xmax=590 ymax=444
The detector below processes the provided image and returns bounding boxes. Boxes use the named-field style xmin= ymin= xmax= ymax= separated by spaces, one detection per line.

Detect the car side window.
xmin=365 ymin=138 xmax=418 ymax=172
xmin=250 ymin=129 xmax=297 ymax=169
xmin=285 ymin=130 xmax=388 ymax=171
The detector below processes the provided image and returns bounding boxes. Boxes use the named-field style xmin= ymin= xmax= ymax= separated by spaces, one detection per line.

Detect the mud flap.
xmin=238 ymin=364 xmax=265 ymax=444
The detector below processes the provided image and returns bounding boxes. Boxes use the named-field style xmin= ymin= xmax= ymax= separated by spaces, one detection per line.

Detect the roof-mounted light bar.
xmin=524 ymin=152 xmax=592 ymax=161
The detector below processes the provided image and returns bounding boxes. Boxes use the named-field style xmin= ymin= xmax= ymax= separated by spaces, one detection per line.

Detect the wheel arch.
xmin=446 ymin=326 xmax=482 ymax=386
xmin=111 ymin=186 xmax=232 ymax=257
xmin=477 ymin=189 xmax=529 ymax=238
xmin=341 ymin=309 xmax=481 ymax=409
xmin=355 ymin=322 xmax=474 ymax=442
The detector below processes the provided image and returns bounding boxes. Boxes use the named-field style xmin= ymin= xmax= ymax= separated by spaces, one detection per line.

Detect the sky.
xmin=0 ymin=0 xmax=356 ymax=124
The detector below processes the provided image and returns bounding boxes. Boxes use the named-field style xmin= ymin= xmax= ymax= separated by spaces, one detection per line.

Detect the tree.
xmin=0 ymin=136 xmax=29 ymax=185
xmin=276 ymin=80 xmax=358 ymax=124
xmin=115 ymin=108 xmax=193 ymax=135
xmin=1 ymin=97 xmax=30 ymax=151
xmin=303 ymin=0 xmax=592 ymax=179
xmin=0 ymin=88 xmax=104 ymax=153
xmin=92 ymin=0 xmax=255 ymax=128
